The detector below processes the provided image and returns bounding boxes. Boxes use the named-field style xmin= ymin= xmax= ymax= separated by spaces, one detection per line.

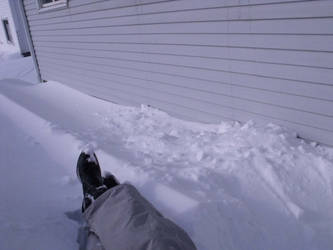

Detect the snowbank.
xmin=0 ymin=56 xmax=333 ymax=250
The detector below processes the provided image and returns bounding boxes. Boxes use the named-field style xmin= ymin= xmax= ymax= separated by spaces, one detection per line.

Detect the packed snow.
xmin=0 ymin=48 xmax=333 ymax=250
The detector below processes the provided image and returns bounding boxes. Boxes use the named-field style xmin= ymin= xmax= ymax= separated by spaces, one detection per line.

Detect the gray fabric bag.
xmin=84 ymin=184 xmax=197 ymax=250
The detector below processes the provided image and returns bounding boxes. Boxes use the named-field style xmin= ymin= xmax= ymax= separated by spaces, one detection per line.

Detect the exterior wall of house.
xmin=23 ymin=0 xmax=333 ymax=146
xmin=0 ymin=0 xmax=20 ymax=51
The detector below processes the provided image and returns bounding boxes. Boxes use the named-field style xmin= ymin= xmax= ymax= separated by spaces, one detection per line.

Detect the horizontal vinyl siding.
xmin=23 ymin=0 xmax=333 ymax=146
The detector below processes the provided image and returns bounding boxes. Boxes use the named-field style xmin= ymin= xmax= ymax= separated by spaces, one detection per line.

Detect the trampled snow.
xmin=0 ymin=49 xmax=333 ymax=250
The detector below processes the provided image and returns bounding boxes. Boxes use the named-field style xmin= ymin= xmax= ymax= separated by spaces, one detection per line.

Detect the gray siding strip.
xmin=33 ymin=42 xmax=333 ymax=69
xmin=35 ymin=48 xmax=333 ymax=93
xmin=34 ymin=46 xmax=333 ymax=85
xmin=23 ymin=0 xmax=333 ymax=146
xmin=29 ymin=17 xmax=333 ymax=34
xmin=33 ymin=48 xmax=332 ymax=90
xmin=30 ymin=33 xmax=333 ymax=53
xmin=33 ymin=45 xmax=333 ymax=103
xmin=28 ymin=16 xmax=333 ymax=34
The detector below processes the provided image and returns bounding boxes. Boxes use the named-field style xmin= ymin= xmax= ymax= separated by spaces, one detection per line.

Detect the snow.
xmin=0 ymin=49 xmax=333 ymax=250
xmin=0 ymin=46 xmax=37 ymax=82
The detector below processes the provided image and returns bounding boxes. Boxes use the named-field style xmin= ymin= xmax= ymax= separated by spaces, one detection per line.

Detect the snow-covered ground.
xmin=1 ymin=48 xmax=333 ymax=250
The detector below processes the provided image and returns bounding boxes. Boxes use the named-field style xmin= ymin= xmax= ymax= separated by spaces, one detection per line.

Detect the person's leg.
xmin=83 ymin=183 xmax=197 ymax=250
xmin=77 ymin=151 xmax=196 ymax=250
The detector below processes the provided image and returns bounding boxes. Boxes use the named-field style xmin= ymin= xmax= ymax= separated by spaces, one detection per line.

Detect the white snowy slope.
xmin=0 ymin=51 xmax=333 ymax=250
xmin=0 ymin=106 xmax=81 ymax=250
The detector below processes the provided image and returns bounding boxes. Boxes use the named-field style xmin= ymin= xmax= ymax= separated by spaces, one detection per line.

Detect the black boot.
xmin=76 ymin=151 xmax=107 ymax=212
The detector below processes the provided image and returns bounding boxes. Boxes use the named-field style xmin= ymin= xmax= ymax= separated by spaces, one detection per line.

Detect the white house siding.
xmin=23 ymin=0 xmax=333 ymax=146
xmin=0 ymin=0 xmax=20 ymax=51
